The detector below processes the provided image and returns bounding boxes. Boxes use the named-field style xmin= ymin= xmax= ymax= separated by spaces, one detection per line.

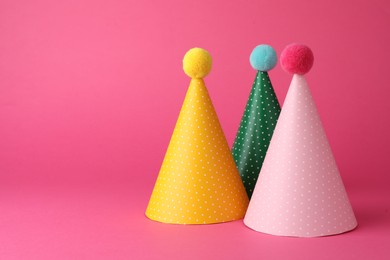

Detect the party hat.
xmin=232 ymin=44 xmax=281 ymax=198
xmin=146 ymin=48 xmax=249 ymax=224
xmin=244 ymin=44 xmax=357 ymax=237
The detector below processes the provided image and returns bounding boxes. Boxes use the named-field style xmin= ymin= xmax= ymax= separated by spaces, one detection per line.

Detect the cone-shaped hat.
xmin=244 ymin=44 xmax=357 ymax=237
xmin=146 ymin=48 xmax=249 ymax=224
xmin=232 ymin=44 xmax=281 ymax=198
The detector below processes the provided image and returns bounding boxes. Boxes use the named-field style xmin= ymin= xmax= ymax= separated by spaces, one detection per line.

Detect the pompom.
xmin=280 ymin=43 xmax=314 ymax=75
xmin=183 ymin=48 xmax=212 ymax=79
xmin=249 ymin=44 xmax=277 ymax=71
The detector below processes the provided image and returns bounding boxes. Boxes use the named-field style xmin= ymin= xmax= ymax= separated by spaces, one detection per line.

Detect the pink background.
xmin=0 ymin=0 xmax=389 ymax=259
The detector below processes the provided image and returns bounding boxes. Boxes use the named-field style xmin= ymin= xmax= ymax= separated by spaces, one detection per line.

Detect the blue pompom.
xmin=249 ymin=44 xmax=277 ymax=71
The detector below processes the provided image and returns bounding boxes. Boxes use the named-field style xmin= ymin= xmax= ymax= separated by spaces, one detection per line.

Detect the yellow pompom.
xmin=183 ymin=48 xmax=212 ymax=79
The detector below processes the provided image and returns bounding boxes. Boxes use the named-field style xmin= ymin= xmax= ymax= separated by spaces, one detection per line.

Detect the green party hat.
xmin=232 ymin=44 xmax=281 ymax=198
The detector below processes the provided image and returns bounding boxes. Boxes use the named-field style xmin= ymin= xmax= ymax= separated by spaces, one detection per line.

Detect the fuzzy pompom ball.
xmin=183 ymin=48 xmax=212 ymax=79
xmin=249 ymin=44 xmax=277 ymax=71
xmin=280 ymin=44 xmax=314 ymax=75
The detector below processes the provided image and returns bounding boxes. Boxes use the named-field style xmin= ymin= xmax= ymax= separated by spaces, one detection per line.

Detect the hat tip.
xmin=280 ymin=43 xmax=314 ymax=75
xmin=183 ymin=48 xmax=212 ymax=79
xmin=249 ymin=44 xmax=277 ymax=71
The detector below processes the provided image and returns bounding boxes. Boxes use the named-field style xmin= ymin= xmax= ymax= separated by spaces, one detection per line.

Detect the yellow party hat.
xmin=146 ymin=48 xmax=249 ymax=224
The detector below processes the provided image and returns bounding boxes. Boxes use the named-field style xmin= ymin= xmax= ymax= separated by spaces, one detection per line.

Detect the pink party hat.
xmin=244 ymin=44 xmax=357 ymax=237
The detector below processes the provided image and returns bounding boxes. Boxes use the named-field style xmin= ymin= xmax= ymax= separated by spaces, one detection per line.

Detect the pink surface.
xmin=245 ymin=75 xmax=357 ymax=237
xmin=0 ymin=0 xmax=389 ymax=259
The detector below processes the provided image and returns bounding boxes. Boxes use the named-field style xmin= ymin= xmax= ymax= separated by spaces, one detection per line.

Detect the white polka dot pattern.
xmin=244 ymin=75 xmax=357 ymax=237
xmin=146 ymin=79 xmax=249 ymax=224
